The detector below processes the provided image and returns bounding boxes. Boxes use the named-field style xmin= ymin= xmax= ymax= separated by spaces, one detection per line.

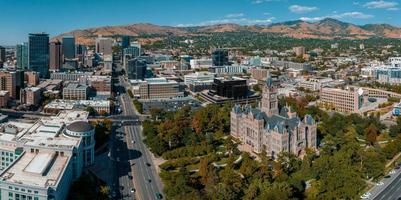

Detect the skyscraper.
xmin=16 ymin=43 xmax=28 ymax=69
xmin=49 ymin=41 xmax=63 ymax=71
xmin=127 ymin=59 xmax=147 ymax=80
xmin=121 ymin=35 xmax=130 ymax=49
xmin=95 ymin=37 xmax=113 ymax=56
xmin=212 ymin=49 xmax=229 ymax=66
xmin=62 ymin=36 xmax=76 ymax=60
xmin=0 ymin=46 xmax=5 ymax=64
xmin=28 ymin=33 xmax=49 ymax=78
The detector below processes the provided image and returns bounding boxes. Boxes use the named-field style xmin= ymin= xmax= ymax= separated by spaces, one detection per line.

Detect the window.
xmin=9 ymin=192 xmax=13 ymax=197
xmin=34 ymin=191 xmax=38 ymax=194
xmin=9 ymin=186 xmax=12 ymax=189
xmin=21 ymin=189 xmax=25 ymax=192
xmin=34 ymin=197 xmax=39 ymax=200
xmin=28 ymin=190 xmax=31 ymax=193
xmin=15 ymin=187 xmax=19 ymax=191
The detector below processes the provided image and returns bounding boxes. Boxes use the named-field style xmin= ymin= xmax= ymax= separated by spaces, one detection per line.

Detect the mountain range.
xmin=53 ymin=18 xmax=401 ymax=45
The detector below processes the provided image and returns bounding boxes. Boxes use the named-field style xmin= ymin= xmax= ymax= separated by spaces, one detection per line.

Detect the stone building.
xmin=230 ymin=76 xmax=317 ymax=158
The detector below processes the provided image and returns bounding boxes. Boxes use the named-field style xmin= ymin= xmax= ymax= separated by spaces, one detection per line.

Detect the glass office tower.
xmin=28 ymin=33 xmax=49 ymax=78
xmin=62 ymin=36 xmax=76 ymax=60
xmin=16 ymin=42 xmax=28 ymax=69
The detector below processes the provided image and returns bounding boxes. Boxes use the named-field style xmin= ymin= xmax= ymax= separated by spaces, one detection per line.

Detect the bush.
xmin=133 ymin=99 xmax=143 ymax=113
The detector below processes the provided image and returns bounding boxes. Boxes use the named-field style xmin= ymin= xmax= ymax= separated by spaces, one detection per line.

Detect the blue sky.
xmin=0 ymin=0 xmax=400 ymax=45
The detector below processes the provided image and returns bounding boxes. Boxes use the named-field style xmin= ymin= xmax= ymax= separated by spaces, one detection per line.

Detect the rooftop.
xmin=44 ymin=99 xmax=110 ymax=110
xmin=1 ymin=152 xmax=69 ymax=189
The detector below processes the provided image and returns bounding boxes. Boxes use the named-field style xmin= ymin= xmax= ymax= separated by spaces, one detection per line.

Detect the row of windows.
xmin=8 ymin=192 xmax=39 ymax=200
xmin=8 ymin=186 xmax=39 ymax=194
xmin=1 ymin=152 xmax=14 ymax=157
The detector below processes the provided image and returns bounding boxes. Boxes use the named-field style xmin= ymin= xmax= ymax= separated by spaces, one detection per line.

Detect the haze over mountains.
xmin=54 ymin=18 xmax=401 ymax=45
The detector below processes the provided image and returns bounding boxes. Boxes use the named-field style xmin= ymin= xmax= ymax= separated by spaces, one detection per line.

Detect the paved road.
xmin=114 ymin=74 xmax=163 ymax=200
xmin=119 ymin=93 xmax=163 ymax=200
xmin=372 ymin=169 xmax=401 ymax=200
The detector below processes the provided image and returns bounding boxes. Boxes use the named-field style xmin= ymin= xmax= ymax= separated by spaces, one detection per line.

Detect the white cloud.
xmin=252 ymin=0 xmax=264 ymax=4
xmin=289 ymin=5 xmax=318 ymax=14
xmin=334 ymin=12 xmax=374 ymax=19
xmin=300 ymin=11 xmax=374 ymax=22
xmin=363 ymin=1 xmax=398 ymax=10
xmin=300 ymin=17 xmax=326 ymax=21
xmin=225 ymin=13 xmax=245 ymax=18
xmin=251 ymin=0 xmax=281 ymax=4
xmin=176 ymin=17 xmax=275 ymax=27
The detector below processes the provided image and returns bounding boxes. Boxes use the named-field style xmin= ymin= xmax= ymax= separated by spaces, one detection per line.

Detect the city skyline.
xmin=1 ymin=0 xmax=401 ymax=45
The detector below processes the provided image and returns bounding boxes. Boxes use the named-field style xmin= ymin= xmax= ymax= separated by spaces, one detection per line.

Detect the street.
xmin=110 ymin=74 xmax=163 ymax=200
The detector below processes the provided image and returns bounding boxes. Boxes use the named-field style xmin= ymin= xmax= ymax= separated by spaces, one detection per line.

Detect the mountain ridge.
xmin=53 ymin=18 xmax=401 ymax=45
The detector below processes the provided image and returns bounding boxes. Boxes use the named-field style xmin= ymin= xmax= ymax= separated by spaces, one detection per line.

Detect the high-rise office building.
xmin=49 ymin=41 xmax=62 ymax=71
xmin=127 ymin=59 xmax=147 ymax=80
xmin=28 ymin=33 xmax=49 ymax=78
xmin=121 ymin=35 xmax=130 ymax=49
xmin=0 ymin=46 xmax=5 ymax=64
xmin=95 ymin=37 xmax=113 ymax=56
xmin=14 ymin=70 xmax=24 ymax=100
xmin=212 ymin=49 xmax=229 ymax=66
xmin=62 ymin=36 xmax=76 ymax=60
xmin=76 ymin=44 xmax=87 ymax=56
xmin=0 ymin=71 xmax=17 ymax=99
xmin=16 ymin=43 xmax=28 ymax=69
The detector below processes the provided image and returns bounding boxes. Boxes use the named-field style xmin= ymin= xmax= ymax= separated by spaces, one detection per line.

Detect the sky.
xmin=0 ymin=0 xmax=400 ymax=45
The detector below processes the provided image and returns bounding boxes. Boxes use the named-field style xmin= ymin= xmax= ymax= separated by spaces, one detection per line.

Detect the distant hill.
xmin=53 ymin=18 xmax=401 ymax=45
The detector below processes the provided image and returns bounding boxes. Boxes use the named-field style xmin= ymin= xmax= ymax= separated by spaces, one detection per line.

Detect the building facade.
xmin=16 ymin=43 xmax=29 ymax=70
xmin=20 ymin=87 xmax=41 ymax=106
xmin=212 ymin=49 xmax=229 ymax=66
xmin=62 ymin=36 xmax=75 ymax=60
xmin=49 ymin=41 xmax=62 ymax=71
xmin=24 ymin=71 xmax=40 ymax=87
xmin=0 ymin=71 xmax=16 ymax=99
xmin=318 ymin=87 xmax=365 ymax=113
xmin=63 ymin=83 xmax=89 ymax=100
xmin=231 ymin=78 xmax=317 ymax=158
xmin=28 ymin=33 xmax=49 ymax=78
xmin=95 ymin=37 xmax=113 ymax=56
xmin=127 ymin=59 xmax=146 ymax=80
xmin=131 ymin=78 xmax=184 ymax=100
xmin=0 ymin=90 xmax=9 ymax=108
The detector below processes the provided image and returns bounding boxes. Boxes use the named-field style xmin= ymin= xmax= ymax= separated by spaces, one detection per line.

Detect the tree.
xmin=85 ymin=106 xmax=97 ymax=116
xmin=364 ymin=124 xmax=379 ymax=146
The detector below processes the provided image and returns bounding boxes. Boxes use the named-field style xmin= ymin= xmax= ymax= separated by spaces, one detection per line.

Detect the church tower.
xmin=261 ymin=75 xmax=279 ymax=116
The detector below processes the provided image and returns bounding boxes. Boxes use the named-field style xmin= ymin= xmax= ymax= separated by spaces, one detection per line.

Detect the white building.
xmin=0 ymin=111 xmax=94 ymax=200
xmin=190 ymin=58 xmax=213 ymax=69
xmin=184 ymin=72 xmax=215 ymax=85
xmin=298 ymin=77 xmax=333 ymax=91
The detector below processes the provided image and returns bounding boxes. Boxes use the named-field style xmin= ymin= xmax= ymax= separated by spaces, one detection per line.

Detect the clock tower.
xmin=261 ymin=76 xmax=279 ymax=116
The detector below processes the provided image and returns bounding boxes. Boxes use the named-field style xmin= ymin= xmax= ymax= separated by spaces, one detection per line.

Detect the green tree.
xmin=364 ymin=124 xmax=379 ymax=146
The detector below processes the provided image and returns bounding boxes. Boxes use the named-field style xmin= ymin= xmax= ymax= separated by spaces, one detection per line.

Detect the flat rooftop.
xmin=1 ymin=152 xmax=69 ymax=188
xmin=44 ymin=99 xmax=110 ymax=110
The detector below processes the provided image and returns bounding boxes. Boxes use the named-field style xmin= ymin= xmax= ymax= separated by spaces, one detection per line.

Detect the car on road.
xmin=130 ymin=188 xmax=135 ymax=193
xmin=155 ymin=192 xmax=163 ymax=199
xmin=128 ymin=175 xmax=133 ymax=180
xmin=384 ymin=175 xmax=391 ymax=178
xmin=360 ymin=192 xmax=371 ymax=199
xmin=146 ymin=163 xmax=151 ymax=167
xmin=148 ymin=179 xmax=152 ymax=183
xmin=390 ymin=170 xmax=396 ymax=174
xmin=376 ymin=181 xmax=384 ymax=186
xmin=396 ymin=166 xmax=400 ymax=170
